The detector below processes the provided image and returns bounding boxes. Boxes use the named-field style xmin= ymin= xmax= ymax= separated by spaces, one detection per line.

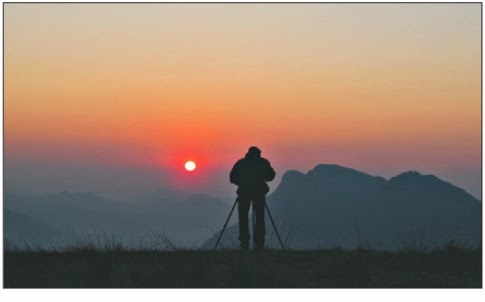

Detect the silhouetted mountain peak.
xmin=281 ymin=170 xmax=306 ymax=183
xmin=307 ymin=164 xmax=349 ymax=176
xmin=388 ymin=170 xmax=478 ymax=202
xmin=306 ymin=164 xmax=386 ymax=183
xmin=390 ymin=170 xmax=422 ymax=182
xmin=307 ymin=164 xmax=372 ymax=178
xmin=272 ymin=170 xmax=307 ymax=196
xmin=389 ymin=171 xmax=447 ymax=188
xmin=273 ymin=164 xmax=387 ymax=197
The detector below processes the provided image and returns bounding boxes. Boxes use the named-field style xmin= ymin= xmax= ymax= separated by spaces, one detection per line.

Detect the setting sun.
xmin=184 ymin=161 xmax=196 ymax=172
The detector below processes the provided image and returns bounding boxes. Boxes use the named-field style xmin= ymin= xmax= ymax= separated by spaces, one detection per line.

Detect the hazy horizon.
xmin=4 ymin=3 xmax=481 ymax=201
xmin=4 ymin=159 xmax=481 ymax=201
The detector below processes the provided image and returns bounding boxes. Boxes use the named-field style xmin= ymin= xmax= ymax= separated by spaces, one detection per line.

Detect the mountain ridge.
xmin=4 ymin=163 xmax=481 ymax=250
xmin=203 ymin=164 xmax=481 ymax=250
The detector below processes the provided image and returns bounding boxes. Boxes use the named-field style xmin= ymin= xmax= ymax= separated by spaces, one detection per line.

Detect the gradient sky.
xmin=4 ymin=3 xmax=482 ymax=200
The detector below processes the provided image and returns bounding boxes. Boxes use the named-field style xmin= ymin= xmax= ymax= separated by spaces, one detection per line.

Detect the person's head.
xmin=246 ymin=146 xmax=261 ymax=158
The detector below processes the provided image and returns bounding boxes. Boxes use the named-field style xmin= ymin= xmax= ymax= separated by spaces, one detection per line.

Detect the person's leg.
xmin=237 ymin=195 xmax=251 ymax=250
xmin=253 ymin=195 xmax=266 ymax=250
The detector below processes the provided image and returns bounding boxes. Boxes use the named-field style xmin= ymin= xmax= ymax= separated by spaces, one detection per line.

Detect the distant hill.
xmin=203 ymin=164 xmax=482 ymax=250
xmin=132 ymin=190 xmax=231 ymax=246
xmin=4 ymin=208 xmax=62 ymax=249
xmin=4 ymin=191 xmax=146 ymax=237
xmin=4 ymin=190 xmax=230 ymax=248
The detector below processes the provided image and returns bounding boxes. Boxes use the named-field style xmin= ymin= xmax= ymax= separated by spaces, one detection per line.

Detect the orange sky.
xmin=3 ymin=3 xmax=482 ymax=198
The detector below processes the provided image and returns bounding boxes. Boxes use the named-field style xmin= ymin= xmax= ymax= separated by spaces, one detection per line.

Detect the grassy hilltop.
xmin=4 ymin=245 xmax=481 ymax=288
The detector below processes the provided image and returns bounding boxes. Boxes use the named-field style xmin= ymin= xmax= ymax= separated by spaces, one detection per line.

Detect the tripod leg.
xmin=213 ymin=199 xmax=238 ymax=251
xmin=252 ymin=204 xmax=256 ymax=249
xmin=265 ymin=203 xmax=286 ymax=251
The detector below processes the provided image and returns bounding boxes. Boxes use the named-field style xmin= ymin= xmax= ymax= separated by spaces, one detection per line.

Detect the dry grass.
xmin=4 ymin=243 xmax=481 ymax=288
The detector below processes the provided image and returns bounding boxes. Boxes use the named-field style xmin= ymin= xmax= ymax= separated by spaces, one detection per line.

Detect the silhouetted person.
xmin=230 ymin=146 xmax=275 ymax=250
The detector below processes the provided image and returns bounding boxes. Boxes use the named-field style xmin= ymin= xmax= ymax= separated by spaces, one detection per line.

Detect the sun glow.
xmin=184 ymin=161 xmax=196 ymax=172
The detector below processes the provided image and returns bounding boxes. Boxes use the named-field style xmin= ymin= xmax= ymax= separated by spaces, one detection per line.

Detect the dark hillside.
xmin=203 ymin=165 xmax=481 ymax=250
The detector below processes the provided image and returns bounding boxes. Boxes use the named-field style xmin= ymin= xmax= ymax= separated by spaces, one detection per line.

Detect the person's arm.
xmin=230 ymin=161 xmax=241 ymax=185
xmin=265 ymin=160 xmax=276 ymax=182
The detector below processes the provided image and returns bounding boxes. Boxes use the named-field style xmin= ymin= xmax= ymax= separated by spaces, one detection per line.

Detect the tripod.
xmin=212 ymin=197 xmax=286 ymax=251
